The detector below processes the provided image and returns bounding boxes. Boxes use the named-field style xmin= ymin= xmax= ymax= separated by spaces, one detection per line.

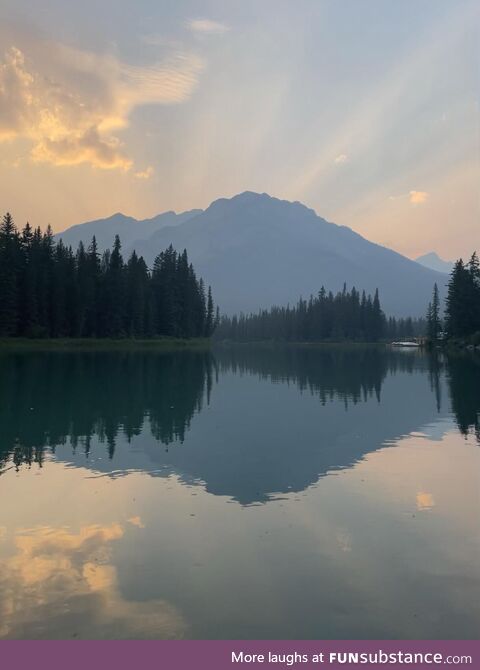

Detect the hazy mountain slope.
xmin=131 ymin=192 xmax=446 ymax=317
xmin=416 ymin=252 xmax=453 ymax=274
xmin=55 ymin=209 xmax=202 ymax=251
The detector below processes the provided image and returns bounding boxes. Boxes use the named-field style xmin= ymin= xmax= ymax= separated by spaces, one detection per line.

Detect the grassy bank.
xmin=0 ymin=337 xmax=211 ymax=351
xmin=444 ymin=334 xmax=480 ymax=350
xmin=213 ymin=339 xmax=389 ymax=349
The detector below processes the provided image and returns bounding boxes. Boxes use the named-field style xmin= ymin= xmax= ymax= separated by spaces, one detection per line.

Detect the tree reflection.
xmin=215 ymin=344 xmax=426 ymax=406
xmin=1 ymin=345 xmax=477 ymax=477
xmin=445 ymin=353 xmax=480 ymax=443
xmin=0 ymin=350 xmax=213 ymax=471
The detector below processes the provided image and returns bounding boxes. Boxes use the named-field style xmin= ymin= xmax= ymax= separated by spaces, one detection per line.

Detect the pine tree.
xmin=18 ymin=222 xmax=39 ymax=336
xmin=466 ymin=252 xmax=480 ymax=335
xmin=39 ymin=225 xmax=55 ymax=336
xmin=76 ymin=241 xmax=89 ymax=336
xmin=197 ymin=278 xmax=207 ymax=337
xmin=426 ymin=283 xmax=441 ymax=343
xmin=125 ymin=251 xmax=149 ymax=336
xmin=103 ymin=235 xmax=125 ymax=337
xmin=205 ymin=286 xmax=214 ymax=336
xmin=0 ymin=213 xmax=20 ymax=335
xmin=85 ymin=236 xmax=101 ymax=336
xmin=371 ymin=289 xmax=385 ymax=342
xmin=445 ymin=260 xmax=469 ymax=338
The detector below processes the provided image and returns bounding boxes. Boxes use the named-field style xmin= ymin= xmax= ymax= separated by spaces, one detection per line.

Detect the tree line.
xmin=426 ymin=252 xmax=480 ymax=344
xmin=0 ymin=212 xmax=217 ymax=339
xmin=215 ymin=285 xmax=390 ymax=342
xmin=214 ymin=285 xmax=426 ymax=343
xmin=385 ymin=316 xmax=426 ymax=340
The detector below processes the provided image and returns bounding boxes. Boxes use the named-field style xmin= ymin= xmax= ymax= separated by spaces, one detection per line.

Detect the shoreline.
xmin=0 ymin=337 xmax=212 ymax=351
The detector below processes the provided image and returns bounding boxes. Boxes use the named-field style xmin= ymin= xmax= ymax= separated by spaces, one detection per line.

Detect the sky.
xmin=0 ymin=0 xmax=478 ymax=260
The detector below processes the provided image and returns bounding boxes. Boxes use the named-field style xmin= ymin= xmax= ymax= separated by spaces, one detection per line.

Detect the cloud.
xmin=187 ymin=19 xmax=229 ymax=34
xmin=134 ymin=166 xmax=154 ymax=180
xmin=0 ymin=44 xmax=203 ymax=171
xmin=128 ymin=516 xmax=146 ymax=528
xmin=32 ymin=127 xmax=133 ymax=170
xmin=409 ymin=190 xmax=429 ymax=205
xmin=387 ymin=190 xmax=429 ymax=204
xmin=334 ymin=154 xmax=349 ymax=164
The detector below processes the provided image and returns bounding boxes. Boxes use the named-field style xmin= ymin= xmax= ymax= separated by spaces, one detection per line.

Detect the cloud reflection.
xmin=0 ymin=522 xmax=187 ymax=639
xmin=416 ymin=491 xmax=435 ymax=511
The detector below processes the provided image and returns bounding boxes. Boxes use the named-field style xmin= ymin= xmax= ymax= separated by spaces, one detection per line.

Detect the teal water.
xmin=0 ymin=346 xmax=479 ymax=639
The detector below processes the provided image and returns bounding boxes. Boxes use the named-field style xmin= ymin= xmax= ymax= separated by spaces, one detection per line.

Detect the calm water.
xmin=0 ymin=345 xmax=479 ymax=640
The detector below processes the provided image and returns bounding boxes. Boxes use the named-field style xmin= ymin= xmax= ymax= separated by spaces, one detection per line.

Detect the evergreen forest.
xmin=215 ymin=286 xmax=425 ymax=342
xmin=0 ymin=213 xmax=217 ymax=339
xmin=425 ymin=252 xmax=480 ymax=345
xmin=444 ymin=253 xmax=480 ymax=341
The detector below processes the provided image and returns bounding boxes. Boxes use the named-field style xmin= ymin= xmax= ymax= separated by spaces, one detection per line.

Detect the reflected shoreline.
xmin=1 ymin=346 xmax=478 ymax=495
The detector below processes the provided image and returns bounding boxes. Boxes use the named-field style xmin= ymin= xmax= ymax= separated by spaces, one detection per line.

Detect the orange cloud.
xmin=128 ymin=516 xmax=146 ymax=528
xmin=134 ymin=166 xmax=154 ymax=180
xmin=0 ymin=44 xmax=203 ymax=172
xmin=409 ymin=190 xmax=429 ymax=205
xmin=187 ymin=19 xmax=229 ymax=34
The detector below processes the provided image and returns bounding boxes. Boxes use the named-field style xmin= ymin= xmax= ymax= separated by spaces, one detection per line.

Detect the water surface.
xmin=0 ymin=345 xmax=478 ymax=639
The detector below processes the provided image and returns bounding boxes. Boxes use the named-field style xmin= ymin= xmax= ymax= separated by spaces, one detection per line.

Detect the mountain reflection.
xmin=0 ymin=347 xmax=478 ymax=498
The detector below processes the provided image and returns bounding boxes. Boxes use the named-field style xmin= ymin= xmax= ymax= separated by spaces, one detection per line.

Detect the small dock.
xmin=391 ymin=337 xmax=426 ymax=348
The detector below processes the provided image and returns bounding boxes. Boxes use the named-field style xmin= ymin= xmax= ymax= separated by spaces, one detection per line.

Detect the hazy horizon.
xmin=0 ymin=0 xmax=478 ymax=259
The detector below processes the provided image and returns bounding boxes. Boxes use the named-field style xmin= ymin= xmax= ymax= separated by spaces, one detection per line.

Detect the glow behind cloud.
xmin=0 ymin=43 xmax=203 ymax=171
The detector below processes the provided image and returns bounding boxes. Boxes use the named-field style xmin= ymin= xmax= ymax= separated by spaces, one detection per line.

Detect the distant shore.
xmin=213 ymin=340 xmax=390 ymax=348
xmin=0 ymin=337 xmax=212 ymax=351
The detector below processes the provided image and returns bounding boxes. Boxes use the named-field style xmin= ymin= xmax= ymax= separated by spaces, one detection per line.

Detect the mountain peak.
xmin=206 ymin=191 xmax=320 ymax=221
xmin=418 ymin=252 xmax=442 ymax=261
xmin=108 ymin=212 xmax=135 ymax=221
xmin=207 ymin=191 xmax=271 ymax=209
xmin=416 ymin=252 xmax=453 ymax=274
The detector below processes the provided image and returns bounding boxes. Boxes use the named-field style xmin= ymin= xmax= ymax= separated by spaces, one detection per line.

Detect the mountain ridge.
xmin=56 ymin=191 xmax=446 ymax=317
xmin=55 ymin=208 xmax=202 ymax=251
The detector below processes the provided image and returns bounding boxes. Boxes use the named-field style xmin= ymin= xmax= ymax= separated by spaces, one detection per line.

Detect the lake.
xmin=0 ymin=345 xmax=478 ymax=639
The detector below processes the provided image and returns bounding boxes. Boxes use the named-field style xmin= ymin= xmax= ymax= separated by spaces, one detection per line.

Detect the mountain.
xmin=55 ymin=209 xmax=202 ymax=251
xmin=56 ymin=192 xmax=446 ymax=317
xmin=415 ymin=252 xmax=454 ymax=274
xmin=131 ymin=192 xmax=446 ymax=317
